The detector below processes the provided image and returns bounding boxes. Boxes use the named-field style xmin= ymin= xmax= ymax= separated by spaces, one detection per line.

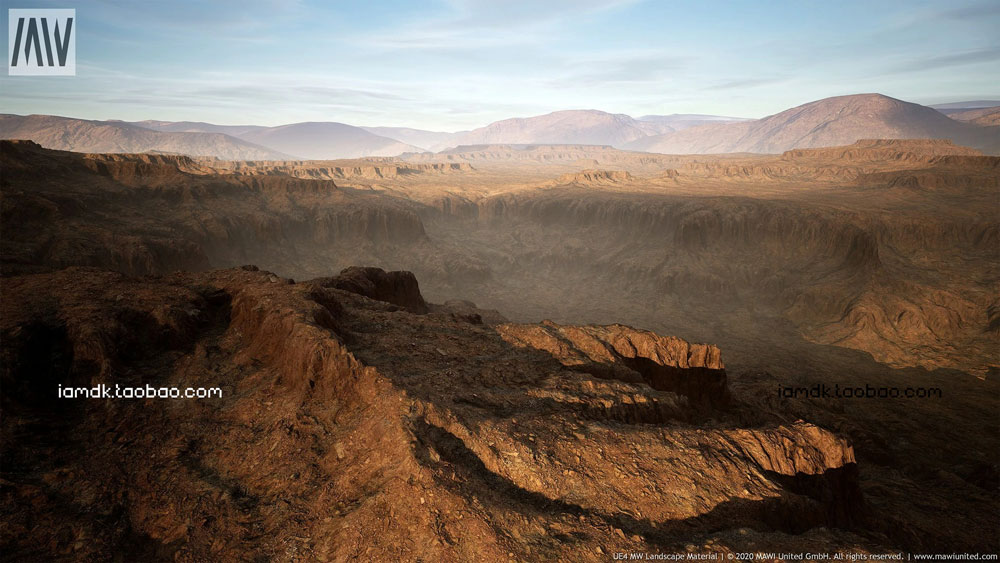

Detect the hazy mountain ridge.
xmin=625 ymin=94 xmax=1000 ymax=155
xmin=363 ymin=113 xmax=749 ymax=151
xmin=136 ymin=119 xmax=425 ymax=158
xmin=930 ymin=100 xmax=1000 ymax=114
xmin=5 ymin=95 xmax=999 ymax=160
xmin=132 ymin=120 xmax=266 ymax=137
xmin=234 ymin=122 xmax=424 ymax=159
xmin=361 ymin=126 xmax=466 ymax=152
xmin=636 ymin=113 xmax=753 ymax=131
xmin=452 ymin=110 xmax=674 ymax=147
xmin=0 ymin=114 xmax=290 ymax=160
xmin=944 ymin=106 xmax=1000 ymax=127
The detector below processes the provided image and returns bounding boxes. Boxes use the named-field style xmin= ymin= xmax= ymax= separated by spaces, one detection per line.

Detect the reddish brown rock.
xmin=498 ymin=321 xmax=729 ymax=408
xmin=318 ymin=266 xmax=429 ymax=314
xmin=0 ymin=266 xmax=879 ymax=560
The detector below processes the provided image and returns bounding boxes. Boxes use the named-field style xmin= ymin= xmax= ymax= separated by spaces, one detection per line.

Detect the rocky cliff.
xmin=1 ymin=266 xmax=877 ymax=560
xmin=2 ymin=140 xmax=998 ymax=556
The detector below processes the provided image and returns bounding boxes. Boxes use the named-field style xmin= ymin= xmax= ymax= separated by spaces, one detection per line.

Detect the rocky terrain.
xmin=1 ymin=137 xmax=997 ymax=559
xmin=2 ymin=264 xmax=996 ymax=560
xmin=204 ymin=158 xmax=473 ymax=180
xmin=2 ymin=137 xmax=996 ymax=374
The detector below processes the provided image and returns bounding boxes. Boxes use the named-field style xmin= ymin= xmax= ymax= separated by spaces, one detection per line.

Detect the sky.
xmin=2 ymin=0 xmax=999 ymax=130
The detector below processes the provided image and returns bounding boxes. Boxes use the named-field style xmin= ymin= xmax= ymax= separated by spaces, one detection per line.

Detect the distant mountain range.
xmin=2 ymin=94 xmax=997 ymax=159
xmin=450 ymin=110 xmax=675 ymax=147
xmin=0 ymin=115 xmax=290 ymax=160
xmin=944 ymin=106 xmax=1000 ymax=127
xmin=635 ymin=114 xmax=753 ymax=131
xmin=359 ymin=127 xmax=465 ymax=153
xmin=929 ymin=100 xmax=1000 ymax=114
xmin=135 ymin=120 xmax=422 ymax=159
xmin=365 ymin=113 xmax=751 ymax=152
xmin=624 ymin=94 xmax=999 ymax=155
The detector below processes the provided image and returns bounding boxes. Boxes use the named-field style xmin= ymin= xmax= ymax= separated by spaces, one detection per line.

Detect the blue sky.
xmin=2 ymin=0 xmax=999 ymax=130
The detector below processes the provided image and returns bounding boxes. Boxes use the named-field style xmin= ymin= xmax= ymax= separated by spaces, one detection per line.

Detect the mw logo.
xmin=8 ymin=9 xmax=75 ymax=75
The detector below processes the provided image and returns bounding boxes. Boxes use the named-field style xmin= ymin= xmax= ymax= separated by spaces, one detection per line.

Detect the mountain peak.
xmin=456 ymin=110 xmax=658 ymax=146
xmin=773 ymin=94 xmax=918 ymax=120
xmin=627 ymin=94 xmax=999 ymax=155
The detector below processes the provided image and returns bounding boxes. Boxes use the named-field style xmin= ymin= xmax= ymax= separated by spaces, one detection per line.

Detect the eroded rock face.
xmin=3 ymin=139 xmax=996 ymax=376
xmin=555 ymin=169 xmax=635 ymax=185
xmin=319 ymin=266 xmax=429 ymax=313
xmin=498 ymin=321 xmax=729 ymax=408
xmin=0 ymin=140 xmax=428 ymax=278
xmin=207 ymin=159 xmax=474 ymax=180
xmin=2 ymin=141 xmax=997 ymax=556
xmin=0 ymin=266 xmax=881 ymax=560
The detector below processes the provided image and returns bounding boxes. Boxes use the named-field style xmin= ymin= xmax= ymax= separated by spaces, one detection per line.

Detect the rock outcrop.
xmin=210 ymin=159 xmax=473 ymax=180
xmin=498 ymin=321 xmax=728 ymax=408
xmin=0 ymin=140 xmax=428 ymax=277
xmin=554 ymin=169 xmax=635 ymax=185
xmin=319 ymin=266 xmax=429 ymax=313
xmin=1 ymin=266 xmax=876 ymax=560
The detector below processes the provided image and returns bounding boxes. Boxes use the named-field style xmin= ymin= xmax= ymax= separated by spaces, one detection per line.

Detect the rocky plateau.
xmin=0 ymin=135 xmax=997 ymax=560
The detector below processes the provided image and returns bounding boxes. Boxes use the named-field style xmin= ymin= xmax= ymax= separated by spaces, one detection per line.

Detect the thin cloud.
xmin=442 ymin=0 xmax=639 ymax=29
xmin=548 ymin=52 xmax=691 ymax=87
xmin=93 ymin=0 xmax=307 ymax=33
xmin=939 ymin=1 xmax=1000 ymax=20
xmin=356 ymin=0 xmax=638 ymax=51
xmin=708 ymin=77 xmax=788 ymax=91
xmin=296 ymin=87 xmax=411 ymax=102
xmin=888 ymin=46 xmax=1000 ymax=74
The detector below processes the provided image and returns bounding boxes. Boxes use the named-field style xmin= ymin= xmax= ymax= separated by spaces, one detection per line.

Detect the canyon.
xmin=3 ymin=138 xmax=994 ymax=376
xmin=0 ymin=133 xmax=997 ymax=559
